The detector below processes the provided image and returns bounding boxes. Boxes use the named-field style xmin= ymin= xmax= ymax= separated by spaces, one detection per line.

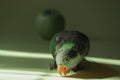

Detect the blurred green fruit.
xmin=36 ymin=9 xmax=65 ymax=40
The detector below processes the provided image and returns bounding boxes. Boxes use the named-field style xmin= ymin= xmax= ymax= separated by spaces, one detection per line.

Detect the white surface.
xmin=0 ymin=50 xmax=119 ymax=80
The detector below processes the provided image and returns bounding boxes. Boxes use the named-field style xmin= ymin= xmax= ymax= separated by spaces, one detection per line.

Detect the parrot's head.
xmin=55 ymin=42 xmax=83 ymax=76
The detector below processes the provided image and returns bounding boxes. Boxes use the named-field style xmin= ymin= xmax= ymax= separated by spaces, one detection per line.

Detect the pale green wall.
xmin=0 ymin=0 xmax=120 ymax=59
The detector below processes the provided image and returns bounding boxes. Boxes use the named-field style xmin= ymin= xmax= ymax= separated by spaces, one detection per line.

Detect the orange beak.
xmin=57 ymin=65 xmax=70 ymax=76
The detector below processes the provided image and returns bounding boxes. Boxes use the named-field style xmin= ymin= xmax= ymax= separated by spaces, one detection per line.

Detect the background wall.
xmin=0 ymin=0 xmax=120 ymax=59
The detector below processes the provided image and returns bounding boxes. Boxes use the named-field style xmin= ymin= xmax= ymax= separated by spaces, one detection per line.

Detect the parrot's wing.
xmin=49 ymin=31 xmax=66 ymax=58
xmin=73 ymin=31 xmax=90 ymax=56
xmin=50 ymin=31 xmax=90 ymax=57
xmin=49 ymin=34 xmax=58 ymax=58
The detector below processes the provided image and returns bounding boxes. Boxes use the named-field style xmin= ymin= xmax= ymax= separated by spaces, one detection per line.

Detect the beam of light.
xmin=86 ymin=57 xmax=120 ymax=66
xmin=0 ymin=73 xmax=40 ymax=80
xmin=0 ymin=50 xmax=52 ymax=59
xmin=0 ymin=69 xmax=44 ymax=80
xmin=0 ymin=69 xmax=50 ymax=75
xmin=0 ymin=49 xmax=120 ymax=66
xmin=0 ymin=69 xmax=83 ymax=80
xmin=0 ymin=50 xmax=119 ymax=80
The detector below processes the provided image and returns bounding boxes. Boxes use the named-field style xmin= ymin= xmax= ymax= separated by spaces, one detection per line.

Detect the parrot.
xmin=49 ymin=30 xmax=90 ymax=76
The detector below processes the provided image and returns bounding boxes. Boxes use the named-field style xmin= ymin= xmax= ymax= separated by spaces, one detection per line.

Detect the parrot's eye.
xmin=68 ymin=50 xmax=78 ymax=58
xmin=63 ymin=56 xmax=69 ymax=62
xmin=65 ymin=57 xmax=69 ymax=61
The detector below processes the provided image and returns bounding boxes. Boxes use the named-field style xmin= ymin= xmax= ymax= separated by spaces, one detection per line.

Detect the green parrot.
xmin=49 ymin=30 xmax=90 ymax=76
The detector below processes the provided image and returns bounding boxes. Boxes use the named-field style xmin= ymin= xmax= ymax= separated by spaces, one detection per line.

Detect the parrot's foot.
xmin=49 ymin=61 xmax=57 ymax=70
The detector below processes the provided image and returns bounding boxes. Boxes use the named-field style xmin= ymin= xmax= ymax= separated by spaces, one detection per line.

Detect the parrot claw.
xmin=49 ymin=61 xmax=57 ymax=70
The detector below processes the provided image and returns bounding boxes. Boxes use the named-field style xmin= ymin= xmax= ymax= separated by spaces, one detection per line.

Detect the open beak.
xmin=57 ymin=65 xmax=70 ymax=76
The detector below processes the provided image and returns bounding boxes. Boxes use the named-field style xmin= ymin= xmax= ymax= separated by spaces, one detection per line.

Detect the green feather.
xmin=49 ymin=34 xmax=58 ymax=57
xmin=59 ymin=42 xmax=75 ymax=51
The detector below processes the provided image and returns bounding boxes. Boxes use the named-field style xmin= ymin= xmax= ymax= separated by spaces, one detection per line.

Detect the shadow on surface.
xmin=67 ymin=60 xmax=119 ymax=79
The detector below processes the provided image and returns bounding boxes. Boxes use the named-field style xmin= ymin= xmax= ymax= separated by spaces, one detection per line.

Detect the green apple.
xmin=36 ymin=9 xmax=65 ymax=40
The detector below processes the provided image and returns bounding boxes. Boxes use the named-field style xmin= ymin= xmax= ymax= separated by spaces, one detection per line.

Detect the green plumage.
xmin=49 ymin=30 xmax=90 ymax=71
xmin=50 ymin=30 xmax=90 ymax=58
xmin=49 ymin=34 xmax=58 ymax=57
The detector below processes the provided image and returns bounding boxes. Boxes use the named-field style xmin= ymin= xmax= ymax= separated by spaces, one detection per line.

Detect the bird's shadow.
xmin=66 ymin=60 xmax=119 ymax=79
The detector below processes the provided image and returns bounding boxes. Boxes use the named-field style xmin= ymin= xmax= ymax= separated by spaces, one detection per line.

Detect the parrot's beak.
xmin=57 ymin=65 xmax=70 ymax=76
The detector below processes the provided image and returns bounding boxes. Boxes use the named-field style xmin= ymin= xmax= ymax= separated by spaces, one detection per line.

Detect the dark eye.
xmin=65 ymin=57 xmax=69 ymax=61
xmin=68 ymin=50 xmax=78 ymax=58
xmin=63 ymin=56 xmax=69 ymax=62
